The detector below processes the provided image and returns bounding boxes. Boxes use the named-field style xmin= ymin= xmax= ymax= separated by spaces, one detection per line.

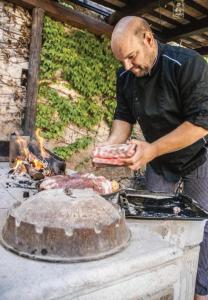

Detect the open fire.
xmin=10 ymin=130 xmax=65 ymax=180
xmin=8 ymin=132 xmax=122 ymax=195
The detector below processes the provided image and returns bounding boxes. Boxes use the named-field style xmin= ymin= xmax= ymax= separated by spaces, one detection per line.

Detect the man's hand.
xmin=121 ymin=140 xmax=158 ymax=171
xmin=121 ymin=121 xmax=208 ymax=171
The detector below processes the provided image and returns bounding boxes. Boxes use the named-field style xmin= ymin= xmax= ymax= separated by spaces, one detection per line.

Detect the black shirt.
xmin=114 ymin=41 xmax=208 ymax=181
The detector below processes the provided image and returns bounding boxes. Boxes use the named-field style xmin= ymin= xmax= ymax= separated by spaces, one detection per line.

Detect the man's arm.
xmin=122 ymin=121 xmax=208 ymax=171
xmin=104 ymin=120 xmax=133 ymax=145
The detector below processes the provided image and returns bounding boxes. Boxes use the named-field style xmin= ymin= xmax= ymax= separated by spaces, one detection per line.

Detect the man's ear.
xmin=144 ymin=31 xmax=154 ymax=47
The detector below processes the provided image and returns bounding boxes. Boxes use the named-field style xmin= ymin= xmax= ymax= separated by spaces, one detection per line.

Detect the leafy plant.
xmin=53 ymin=137 xmax=92 ymax=160
xmin=37 ymin=16 xmax=119 ymax=159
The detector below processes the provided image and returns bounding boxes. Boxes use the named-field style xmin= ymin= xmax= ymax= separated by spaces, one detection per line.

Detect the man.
xmin=107 ymin=16 xmax=208 ymax=300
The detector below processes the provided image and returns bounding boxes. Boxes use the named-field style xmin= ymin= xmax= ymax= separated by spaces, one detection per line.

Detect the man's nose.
xmin=124 ymin=59 xmax=133 ymax=71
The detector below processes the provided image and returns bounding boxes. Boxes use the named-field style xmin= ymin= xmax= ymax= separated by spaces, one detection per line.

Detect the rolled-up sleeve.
xmin=114 ymin=69 xmax=136 ymax=124
xmin=179 ymin=55 xmax=208 ymax=129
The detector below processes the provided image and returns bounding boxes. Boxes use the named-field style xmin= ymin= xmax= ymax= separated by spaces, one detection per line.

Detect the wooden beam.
xmin=163 ymin=17 xmax=208 ymax=41
xmin=201 ymin=33 xmax=208 ymax=40
xmin=196 ymin=46 xmax=208 ymax=55
xmin=180 ymin=40 xmax=195 ymax=49
xmin=184 ymin=37 xmax=203 ymax=47
xmin=90 ymin=0 xmax=122 ymax=11
xmin=62 ymin=0 xmax=109 ymax=17
xmin=186 ymin=0 xmax=208 ymax=16
xmin=164 ymin=3 xmax=196 ymax=23
xmin=8 ymin=0 xmax=113 ymax=37
xmin=24 ymin=7 xmax=44 ymax=137
xmin=142 ymin=17 xmax=164 ymax=32
xmin=107 ymin=0 xmax=171 ymax=25
xmin=149 ymin=10 xmax=180 ymax=27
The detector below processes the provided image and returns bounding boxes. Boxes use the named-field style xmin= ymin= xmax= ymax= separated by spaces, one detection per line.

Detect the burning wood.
xmin=9 ymin=130 xmax=65 ymax=180
xmin=12 ymin=157 xmax=28 ymax=174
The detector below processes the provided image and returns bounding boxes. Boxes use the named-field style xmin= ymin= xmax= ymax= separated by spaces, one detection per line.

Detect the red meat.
xmin=92 ymin=157 xmax=125 ymax=166
xmin=39 ymin=173 xmax=113 ymax=194
xmin=92 ymin=143 xmax=136 ymax=166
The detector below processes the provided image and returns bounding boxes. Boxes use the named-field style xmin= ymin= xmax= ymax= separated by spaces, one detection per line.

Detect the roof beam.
xmin=149 ymin=10 xmax=180 ymax=27
xmin=62 ymin=0 xmax=110 ymax=17
xmin=142 ymin=17 xmax=164 ymax=32
xmin=201 ymin=33 xmax=208 ymax=39
xmin=164 ymin=4 xmax=196 ymax=23
xmin=90 ymin=0 xmax=122 ymax=11
xmin=7 ymin=0 xmax=113 ymax=37
xmin=180 ymin=40 xmax=195 ymax=49
xmin=186 ymin=37 xmax=203 ymax=47
xmin=185 ymin=37 xmax=203 ymax=47
xmin=163 ymin=17 xmax=208 ymax=41
xmin=107 ymin=0 xmax=171 ymax=25
xmin=186 ymin=0 xmax=208 ymax=16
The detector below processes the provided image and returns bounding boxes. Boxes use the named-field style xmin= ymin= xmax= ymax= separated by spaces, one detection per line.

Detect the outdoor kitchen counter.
xmin=0 ymin=163 xmax=205 ymax=300
xmin=0 ymin=223 xmax=182 ymax=300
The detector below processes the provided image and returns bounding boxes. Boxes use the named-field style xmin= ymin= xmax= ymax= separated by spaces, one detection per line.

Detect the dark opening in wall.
xmin=0 ymin=141 xmax=9 ymax=161
xmin=21 ymin=69 xmax=28 ymax=87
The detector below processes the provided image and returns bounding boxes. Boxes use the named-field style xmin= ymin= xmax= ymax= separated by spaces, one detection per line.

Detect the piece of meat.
xmin=93 ymin=144 xmax=136 ymax=159
xmin=92 ymin=157 xmax=125 ymax=166
xmin=39 ymin=174 xmax=113 ymax=195
xmin=92 ymin=144 xmax=136 ymax=166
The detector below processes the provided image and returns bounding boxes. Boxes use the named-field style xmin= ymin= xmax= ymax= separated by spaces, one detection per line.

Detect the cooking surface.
xmin=119 ymin=190 xmax=208 ymax=220
xmin=0 ymin=162 xmax=206 ymax=300
xmin=0 ymin=163 xmax=182 ymax=299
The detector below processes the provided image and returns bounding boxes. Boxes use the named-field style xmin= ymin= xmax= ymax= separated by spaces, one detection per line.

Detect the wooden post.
xmin=24 ymin=7 xmax=44 ymax=137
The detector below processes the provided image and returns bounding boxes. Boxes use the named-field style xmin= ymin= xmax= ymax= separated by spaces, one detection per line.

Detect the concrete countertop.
xmin=0 ymin=163 xmax=186 ymax=300
xmin=0 ymin=223 xmax=182 ymax=300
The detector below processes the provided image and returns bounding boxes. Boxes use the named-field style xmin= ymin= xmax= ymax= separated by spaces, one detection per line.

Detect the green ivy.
xmin=53 ymin=137 xmax=92 ymax=160
xmin=37 ymin=16 xmax=119 ymax=159
xmin=36 ymin=102 xmax=65 ymax=139
xmin=38 ymin=85 xmax=103 ymax=132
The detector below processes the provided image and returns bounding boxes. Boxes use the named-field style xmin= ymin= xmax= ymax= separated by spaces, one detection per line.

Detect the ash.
xmin=0 ymin=163 xmax=39 ymax=221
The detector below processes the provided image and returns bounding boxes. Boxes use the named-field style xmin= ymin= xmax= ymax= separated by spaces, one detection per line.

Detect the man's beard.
xmin=131 ymin=65 xmax=150 ymax=77
xmin=131 ymin=52 xmax=156 ymax=77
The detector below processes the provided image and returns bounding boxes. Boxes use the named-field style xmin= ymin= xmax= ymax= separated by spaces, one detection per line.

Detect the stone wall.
xmin=0 ymin=2 xmax=140 ymax=176
xmin=0 ymin=1 xmax=31 ymax=140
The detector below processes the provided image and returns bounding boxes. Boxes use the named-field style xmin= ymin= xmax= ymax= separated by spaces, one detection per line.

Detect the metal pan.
xmin=118 ymin=190 xmax=208 ymax=221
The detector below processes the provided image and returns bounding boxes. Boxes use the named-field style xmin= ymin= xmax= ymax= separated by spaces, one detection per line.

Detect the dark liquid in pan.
xmin=119 ymin=191 xmax=208 ymax=220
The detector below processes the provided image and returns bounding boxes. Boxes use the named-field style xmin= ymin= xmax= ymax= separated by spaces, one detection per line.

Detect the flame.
xmin=13 ymin=158 xmax=27 ymax=174
xmin=35 ymin=129 xmax=48 ymax=159
xmin=12 ymin=131 xmax=49 ymax=177
xmin=16 ymin=137 xmax=30 ymax=159
xmin=13 ymin=158 xmax=23 ymax=170
xmin=32 ymin=158 xmax=45 ymax=170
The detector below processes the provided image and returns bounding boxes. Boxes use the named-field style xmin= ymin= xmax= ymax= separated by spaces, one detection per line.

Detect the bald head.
xmin=111 ymin=16 xmax=157 ymax=77
xmin=111 ymin=16 xmax=152 ymax=45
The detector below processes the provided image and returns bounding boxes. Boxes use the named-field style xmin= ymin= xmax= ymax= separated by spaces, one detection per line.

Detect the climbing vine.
xmin=53 ymin=137 xmax=92 ymax=160
xmin=37 ymin=16 xmax=119 ymax=159
xmin=37 ymin=85 xmax=103 ymax=139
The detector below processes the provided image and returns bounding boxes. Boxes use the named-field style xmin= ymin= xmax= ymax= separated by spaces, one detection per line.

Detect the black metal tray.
xmin=118 ymin=189 xmax=208 ymax=221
